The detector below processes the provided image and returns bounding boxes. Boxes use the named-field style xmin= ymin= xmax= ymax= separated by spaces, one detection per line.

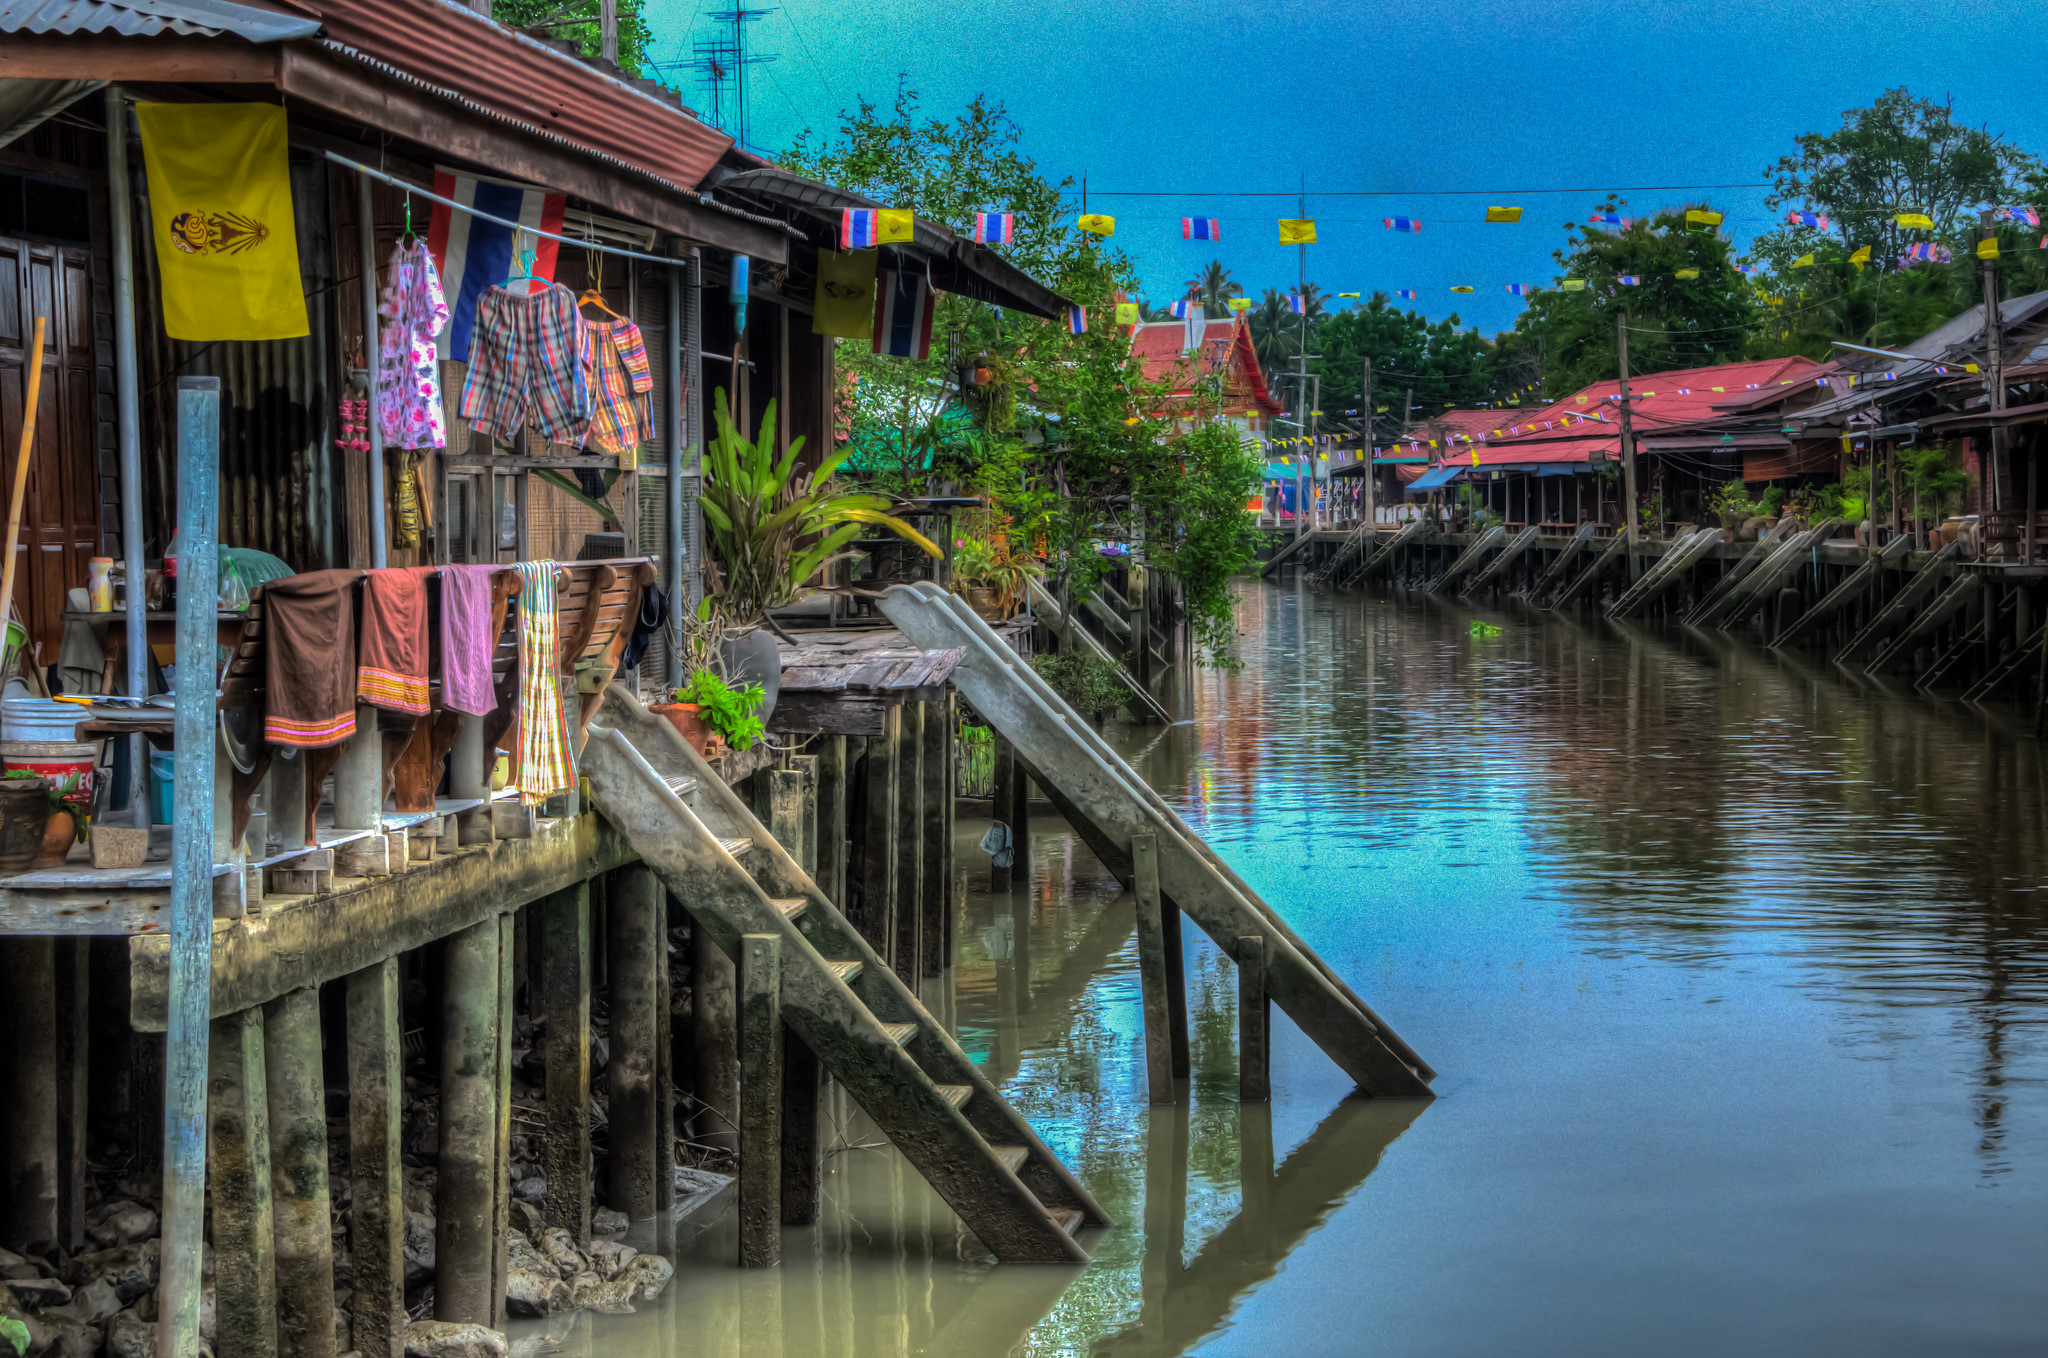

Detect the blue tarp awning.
xmin=1407 ymin=466 xmax=1463 ymax=492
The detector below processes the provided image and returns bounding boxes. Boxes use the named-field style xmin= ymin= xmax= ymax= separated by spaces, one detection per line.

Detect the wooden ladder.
xmin=580 ymin=691 xmax=1110 ymax=1262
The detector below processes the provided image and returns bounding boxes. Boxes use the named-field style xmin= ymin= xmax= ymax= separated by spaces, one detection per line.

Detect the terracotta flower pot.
xmin=32 ymin=809 xmax=76 ymax=871
xmin=0 ymin=776 xmax=51 ymax=877
xmin=965 ymin=586 xmax=1009 ymax=622
xmin=651 ymin=702 xmax=715 ymax=755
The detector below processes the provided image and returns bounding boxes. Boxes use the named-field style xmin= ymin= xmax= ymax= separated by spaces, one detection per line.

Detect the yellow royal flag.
xmin=1485 ymin=206 xmax=1522 ymax=223
xmin=1114 ymin=301 xmax=1140 ymax=324
xmin=1793 ymin=254 xmax=1816 ymax=268
xmin=812 ymin=247 xmax=876 ymax=339
xmin=1895 ymin=212 xmax=1933 ymax=229
xmin=1685 ymin=209 xmax=1723 ymax=227
xmin=137 ymin=102 xmax=306 ymax=341
xmin=1675 ymin=268 xmax=1701 ymax=279
xmin=1450 ymin=285 xmax=1475 ymax=293
xmin=1977 ymin=237 xmax=2002 ymax=259
xmin=1849 ymin=244 xmax=1872 ymax=270
xmin=1561 ymin=278 xmax=1588 ymax=291
xmin=1278 ymin=219 xmax=1317 ymax=245
xmin=1227 ymin=296 xmax=1253 ymax=312
xmin=1078 ymin=213 xmax=1116 ymax=236
xmin=875 ymin=208 xmax=915 ymax=244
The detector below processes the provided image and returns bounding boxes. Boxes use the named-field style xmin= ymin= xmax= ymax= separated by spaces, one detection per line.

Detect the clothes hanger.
xmin=577 ymin=246 xmax=623 ymax=320
xmin=505 ymin=233 xmax=540 ymax=293
xmin=401 ymin=191 xmax=418 ymax=245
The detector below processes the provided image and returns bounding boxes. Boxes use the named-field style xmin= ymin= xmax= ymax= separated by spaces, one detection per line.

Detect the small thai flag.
xmin=1182 ymin=218 xmax=1220 ymax=241
xmin=1907 ymin=242 xmax=1936 ymax=261
xmin=1736 ymin=264 xmax=1757 ymax=274
xmin=1394 ymin=289 xmax=1417 ymax=300
xmin=1787 ymin=210 xmax=1830 ymax=229
xmin=1587 ymin=213 xmax=1626 ymax=227
xmin=842 ymin=208 xmax=881 ymax=250
xmin=1505 ymin=283 xmax=1529 ymax=296
xmin=1170 ymin=299 xmax=1191 ymax=319
xmin=1383 ymin=217 xmax=1420 ymax=233
xmin=1618 ymin=275 xmax=1641 ymax=285
xmin=1068 ymin=305 xmax=1087 ymax=335
xmin=1287 ymin=294 xmax=1305 ymax=315
xmin=972 ymin=212 xmax=1014 ymax=244
xmin=871 ymin=268 xmax=934 ymax=360
xmin=1997 ymin=205 xmax=2041 ymax=227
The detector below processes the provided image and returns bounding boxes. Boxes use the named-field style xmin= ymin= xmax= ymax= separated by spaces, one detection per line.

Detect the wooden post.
xmin=990 ymin=735 xmax=1014 ymax=892
xmin=1128 ymin=565 xmax=1151 ymax=701
xmin=738 ymin=933 xmax=782 ymax=1267
xmin=54 ymin=937 xmax=88 ymax=1251
xmin=346 ymin=959 xmax=404 ymax=1358
xmin=209 ymin=1009 xmax=279 ymax=1358
xmin=815 ymin=736 xmax=847 ymax=908
xmin=785 ymin=755 xmax=819 ymax=877
xmin=436 ymin=918 xmax=501 ymax=1323
xmin=1163 ymin=886 xmax=1190 ymax=1079
xmin=691 ymin=903 xmax=739 ymax=1155
xmin=780 ymin=1032 xmax=822 ymax=1226
xmin=490 ymin=912 xmax=514 ymax=1327
xmin=893 ymin=701 xmax=924 ymax=985
xmin=1131 ymin=835 xmax=1175 ymax=1104
xmin=1010 ymin=754 xmax=1032 ymax=887
xmin=921 ymin=695 xmax=950 ymax=977
xmin=263 ymin=989 xmax=336 ymax=1358
xmin=653 ymin=893 xmax=675 ymax=1215
xmin=0 ymin=939 xmax=57 ymax=1244
xmin=607 ymin=865 xmax=662 ymax=1220
xmin=1237 ymin=935 xmax=1269 ymax=1102
xmin=858 ymin=714 xmax=900 ymax=958
xmin=542 ymin=881 xmax=592 ymax=1241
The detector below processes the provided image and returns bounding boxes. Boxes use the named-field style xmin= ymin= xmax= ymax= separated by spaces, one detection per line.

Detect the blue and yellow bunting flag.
xmin=1278 ymin=219 xmax=1317 ymax=245
xmin=1484 ymin=206 xmax=1522 ymax=223
xmin=1181 ymin=217 xmax=1220 ymax=241
xmin=1895 ymin=212 xmax=1933 ymax=230
xmin=1077 ymin=214 xmax=1115 ymax=236
xmin=1685 ymin=209 xmax=1723 ymax=228
xmin=1383 ymin=216 xmax=1420 ymax=234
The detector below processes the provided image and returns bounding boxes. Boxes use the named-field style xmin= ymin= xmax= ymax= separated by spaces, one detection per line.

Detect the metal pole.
xmin=1615 ymin=314 xmax=1641 ymax=581
xmin=105 ymin=87 xmax=150 ymax=825
xmin=665 ymin=256 xmax=685 ymax=641
xmin=1981 ymin=208 xmax=2008 ymax=516
xmin=160 ymin=376 xmax=220 ymax=1358
xmin=357 ymin=171 xmax=387 ymax=568
xmin=683 ymin=248 xmax=703 ymax=613
xmin=1361 ymin=357 xmax=1374 ymax=528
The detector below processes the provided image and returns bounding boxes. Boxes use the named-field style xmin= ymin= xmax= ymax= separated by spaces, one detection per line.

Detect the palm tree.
xmin=1247 ymin=289 xmax=1298 ymax=381
xmin=1185 ymin=259 xmax=1243 ymax=314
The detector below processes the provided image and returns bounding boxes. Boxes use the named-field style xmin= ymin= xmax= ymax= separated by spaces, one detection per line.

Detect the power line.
xmin=1090 ymin=182 xmax=1773 ymax=199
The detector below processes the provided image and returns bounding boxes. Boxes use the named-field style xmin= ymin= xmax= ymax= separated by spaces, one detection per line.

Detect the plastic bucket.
xmin=2 ymin=698 xmax=85 ymax=743
xmin=1 ymin=740 xmax=97 ymax=811
xmin=149 ymin=747 xmax=173 ymax=824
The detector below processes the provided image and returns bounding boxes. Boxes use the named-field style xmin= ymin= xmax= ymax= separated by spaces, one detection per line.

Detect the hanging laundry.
xmin=459 ymin=283 xmax=590 ymax=443
xmin=377 ymin=238 xmax=450 ymax=450
xmin=262 ymin=570 xmax=364 ymax=748
xmin=511 ymin=561 xmax=576 ymax=806
xmin=581 ymin=318 xmax=656 ymax=458
xmin=439 ymin=563 xmax=499 ymax=717
xmin=358 ymin=567 xmax=434 ymax=716
xmin=393 ymin=451 xmax=425 ymax=549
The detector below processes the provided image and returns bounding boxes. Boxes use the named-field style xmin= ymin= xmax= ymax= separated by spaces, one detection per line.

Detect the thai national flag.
xmin=1383 ymin=216 xmax=1420 ymax=233
xmin=1068 ymin=305 xmax=1087 ymax=335
xmin=1587 ymin=213 xmax=1625 ymax=226
xmin=1618 ymin=275 xmax=1641 ymax=285
xmin=842 ymin=208 xmax=881 ymax=249
xmin=428 ymin=168 xmax=565 ymax=363
xmin=1182 ymin=218 xmax=1221 ymax=241
xmin=1287 ymin=294 xmax=1305 ymax=315
xmin=871 ymin=268 xmax=934 ymax=359
xmin=973 ymin=211 xmax=1014 ymax=244
xmin=1998 ymin=205 xmax=2041 ymax=227
xmin=1170 ymin=299 xmax=1192 ymax=319
xmin=1505 ymin=283 xmax=1529 ymax=296
xmin=1394 ymin=289 xmax=1417 ymax=300
xmin=1787 ymin=210 xmax=1830 ymax=229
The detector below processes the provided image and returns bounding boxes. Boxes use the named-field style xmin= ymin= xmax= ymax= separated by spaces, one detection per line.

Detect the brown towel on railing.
xmin=358 ymin=567 xmax=435 ymax=715
xmin=262 ymin=569 xmax=363 ymax=749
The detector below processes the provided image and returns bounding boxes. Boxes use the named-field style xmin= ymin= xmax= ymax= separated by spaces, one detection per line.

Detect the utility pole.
xmin=1981 ymin=207 xmax=2009 ymax=513
xmin=1361 ymin=357 xmax=1375 ymax=529
xmin=1615 ymin=313 xmax=1641 ymax=580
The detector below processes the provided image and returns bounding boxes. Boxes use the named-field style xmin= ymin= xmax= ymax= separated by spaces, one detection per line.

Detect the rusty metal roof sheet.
xmin=310 ymin=0 xmax=733 ymax=191
xmin=0 ymin=0 xmax=317 ymax=38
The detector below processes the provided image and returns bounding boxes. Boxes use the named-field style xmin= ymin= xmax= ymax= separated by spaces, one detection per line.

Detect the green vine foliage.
xmin=1 ymin=1317 xmax=29 ymax=1358
xmin=673 ymin=670 xmax=766 ymax=752
xmin=1032 ymin=652 xmax=1132 ymax=720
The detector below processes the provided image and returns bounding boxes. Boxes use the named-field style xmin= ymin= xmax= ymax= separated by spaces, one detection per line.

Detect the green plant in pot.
xmin=673 ymin=668 xmax=766 ymax=753
xmin=951 ymin=537 xmax=1043 ymax=620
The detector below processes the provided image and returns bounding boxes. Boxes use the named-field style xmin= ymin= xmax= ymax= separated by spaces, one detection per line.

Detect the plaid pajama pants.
xmin=581 ymin=318 xmax=656 ymax=457
xmin=459 ymin=282 xmax=591 ymax=443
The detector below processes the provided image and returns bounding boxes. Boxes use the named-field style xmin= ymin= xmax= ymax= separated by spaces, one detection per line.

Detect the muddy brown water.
xmin=521 ymin=579 xmax=2048 ymax=1356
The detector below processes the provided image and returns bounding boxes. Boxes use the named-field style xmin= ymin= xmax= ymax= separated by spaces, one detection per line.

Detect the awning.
xmin=0 ymin=0 xmax=322 ymax=40
xmin=1407 ymin=466 xmax=1462 ymax=492
xmin=1920 ymin=400 xmax=2048 ymax=433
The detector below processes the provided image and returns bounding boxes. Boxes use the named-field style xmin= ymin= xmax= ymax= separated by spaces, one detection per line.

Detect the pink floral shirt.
xmin=377 ymin=239 xmax=450 ymax=450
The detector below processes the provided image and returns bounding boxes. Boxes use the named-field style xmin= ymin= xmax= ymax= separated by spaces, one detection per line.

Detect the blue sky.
xmin=642 ymin=0 xmax=2048 ymax=337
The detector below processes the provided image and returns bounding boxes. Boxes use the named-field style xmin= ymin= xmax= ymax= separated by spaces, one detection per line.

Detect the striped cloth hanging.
xmin=513 ymin=560 xmax=576 ymax=806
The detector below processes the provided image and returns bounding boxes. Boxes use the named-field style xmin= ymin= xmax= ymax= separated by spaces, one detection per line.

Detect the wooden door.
xmin=0 ymin=236 xmax=99 ymax=665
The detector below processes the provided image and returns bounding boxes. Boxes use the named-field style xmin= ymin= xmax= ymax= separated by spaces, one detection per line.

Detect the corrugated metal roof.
xmin=310 ymin=0 xmax=732 ymax=192
xmin=0 ymin=0 xmax=317 ymax=38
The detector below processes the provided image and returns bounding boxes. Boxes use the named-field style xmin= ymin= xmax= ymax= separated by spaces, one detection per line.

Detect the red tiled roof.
xmin=1131 ymin=318 xmax=1284 ymax=415
xmin=312 ymin=0 xmax=733 ymax=192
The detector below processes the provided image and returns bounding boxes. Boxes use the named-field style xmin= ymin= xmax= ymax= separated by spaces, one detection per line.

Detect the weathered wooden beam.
xmin=435 ymin=918 xmax=502 ymax=1323
xmin=209 ymin=1009 xmax=279 ymax=1358
xmin=690 ymin=898 xmax=739 ymax=1155
xmin=738 ymin=933 xmax=782 ymax=1267
xmin=1132 ymin=835 xmax=1175 ymax=1105
xmin=263 ymin=988 xmax=336 ymax=1358
xmin=0 ymin=938 xmax=57 ymax=1245
xmin=606 ymin=865 xmax=662 ymax=1220
xmin=814 ymin=737 xmax=848 ymax=910
xmin=130 ymin=813 xmax=637 ymax=1026
xmin=765 ymin=691 xmax=890 ymax=736
xmin=893 ymin=701 xmax=924 ymax=985
xmin=857 ymin=713 xmax=900 ymax=959
xmin=345 ymin=960 xmax=404 ymax=1358
xmin=1237 ymin=935 xmax=1269 ymax=1103
xmin=768 ymin=764 xmax=807 ymax=873
xmin=990 ymin=735 xmax=1015 ymax=893
xmin=779 ymin=1031 xmax=822 ymax=1226
xmin=1163 ymin=882 xmax=1190 ymax=1079
xmin=542 ymin=882 xmax=592 ymax=1242
xmin=921 ymin=695 xmax=950 ymax=977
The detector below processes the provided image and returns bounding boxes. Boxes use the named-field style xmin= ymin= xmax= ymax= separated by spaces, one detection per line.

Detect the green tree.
xmin=495 ymin=0 xmax=651 ymax=74
xmin=1187 ymin=259 xmax=1243 ymax=313
xmin=1311 ymin=295 xmax=1499 ymax=436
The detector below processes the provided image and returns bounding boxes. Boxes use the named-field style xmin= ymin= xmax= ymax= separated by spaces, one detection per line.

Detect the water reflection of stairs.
xmin=879 ymin=582 xmax=1435 ymax=1098
xmin=580 ymin=688 xmax=1110 ymax=1262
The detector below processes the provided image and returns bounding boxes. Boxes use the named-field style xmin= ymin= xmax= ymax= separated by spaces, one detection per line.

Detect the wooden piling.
xmin=542 ymin=881 xmax=593 ymax=1241
xmin=921 ymin=695 xmax=951 ymax=977
xmin=607 ymin=865 xmax=662 ymax=1220
xmin=738 ymin=933 xmax=783 ymax=1267
xmin=208 ymin=1009 xmax=279 ymax=1358
xmin=346 ymin=959 xmax=405 ymax=1358
xmin=769 ymin=764 xmax=808 ymax=875
xmin=1237 ymin=935 xmax=1270 ymax=1102
xmin=54 ymin=938 xmax=88 ymax=1252
xmin=858 ymin=713 xmax=900 ymax=958
xmin=491 ymin=912 xmax=514 ymax=1327
xmin=1010 ymin=755 xmax=1032 ymax=887
xmin=815 ymin=737 xmax=848 ymax=908
xmin=436 ymin=918 xmax=502 ymax=1323
xmin=894 ymin=701 xmax=924 ymax=984
xmin=654 ymin=890 xmax=676 ymax=1214
xmin=990 ymin=735 xmax=1015 ymax=893
xmin=0 ymin=938 xmax=57 ymax=1247
xmin=1131 ymin=834 xmax=1176 ymax=1104
xmin=263 ymin=989 xmax=336 ymax=1358
xmin=780 ymin=1032 xmax=822 ymax=1226
xmin=691 ymin=905 xmax=740 ymax=1156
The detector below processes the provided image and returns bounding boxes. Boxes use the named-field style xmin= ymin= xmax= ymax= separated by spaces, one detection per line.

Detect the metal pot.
xmin=720 ymin=627 xmax=782 ymax=722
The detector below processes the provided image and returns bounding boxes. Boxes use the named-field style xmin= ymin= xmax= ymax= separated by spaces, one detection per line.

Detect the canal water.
xmin=535 ymin=577 xmax=2048 ymax=1357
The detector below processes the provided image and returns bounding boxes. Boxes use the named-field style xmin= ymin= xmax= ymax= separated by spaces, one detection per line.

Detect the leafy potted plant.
xmin=663 ymin=668 xmax=766 ymax=757
xmin=951 ymin=536 xmax=1043 ymax=621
